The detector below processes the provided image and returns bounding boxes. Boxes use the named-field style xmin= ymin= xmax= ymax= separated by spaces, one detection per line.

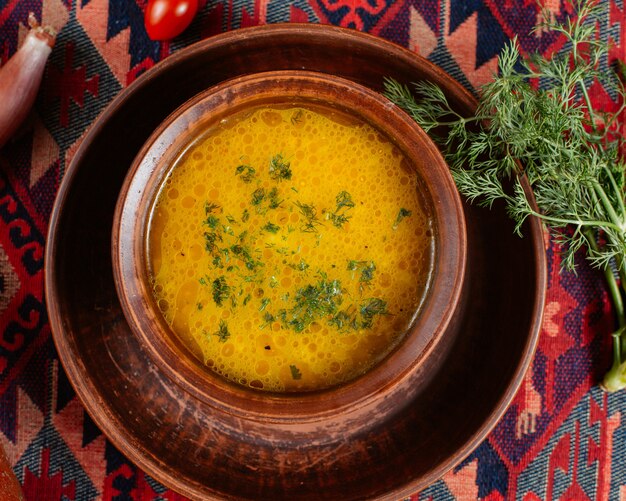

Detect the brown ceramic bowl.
xmin=112 ymin=70 xmax=467 ymax=420
xmin=46 ymin=24 xmax=546 ymax=501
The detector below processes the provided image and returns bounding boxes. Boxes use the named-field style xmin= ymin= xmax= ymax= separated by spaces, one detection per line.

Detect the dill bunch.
xmin=384 ymin=0 xmax=626 ymax=391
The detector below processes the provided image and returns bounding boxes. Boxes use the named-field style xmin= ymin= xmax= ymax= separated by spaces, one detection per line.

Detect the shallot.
xmin=0 ymin=13 xmax=56 ymax=148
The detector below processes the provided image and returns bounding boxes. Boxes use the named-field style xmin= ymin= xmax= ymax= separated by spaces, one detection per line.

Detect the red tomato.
xmin=144 ymin=0 xmax=199 ymax=41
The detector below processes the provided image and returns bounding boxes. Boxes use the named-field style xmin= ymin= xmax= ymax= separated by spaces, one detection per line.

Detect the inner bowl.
xmin=112 ymin=70 xmax=466 ymax=420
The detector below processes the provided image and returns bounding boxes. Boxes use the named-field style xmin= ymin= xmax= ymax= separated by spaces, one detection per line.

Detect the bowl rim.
xmin=111 ymin=69 xmax=468 ymax=420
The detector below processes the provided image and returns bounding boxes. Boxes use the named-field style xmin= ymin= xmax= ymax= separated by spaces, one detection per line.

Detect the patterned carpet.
xmin=0 ymin=0 xmax=625 ymax=499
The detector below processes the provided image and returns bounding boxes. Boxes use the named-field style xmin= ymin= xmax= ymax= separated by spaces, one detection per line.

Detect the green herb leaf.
xmin=268 ymin=187 xmax=283 ymax=209
xmin=214 ymin=320 xmax=230 ymax=342
xmin=291 ymin=110 xmax=304 ymax=125
xmin=393 ymin=208 xmax=412 ymax=230
xmin=289 ymin=364 xmax=302 ymax=380
xmin=325 ymin=191 xmax=355 ymax=229
xmin=294 ymin=201 xmax=322 ymax=233
xmin=336 ymin=191 xmax=355 ymax=210
xmin=262 ymin=222 xmax=280 ymax=233
xmin=204 ymin=202 xmax=221 ymax=215
xmin=277 ymin=273 xmax=343 ymax=332
xmin=212 ymin=276 xmax=230 ymax=307
xmin=359 ymin=298 xmax=387 ymax=329
xmin=259 ymin=297 xmax=271 ymax=312
xmin=251 ymin=188 xmax=265 ymax=206
xmin=347 ymin=260 xmax=377 ymax=284
xmin=235 ymin=164 xmax=256 ymax=183
xmin=269 ymin=154 xmax=292 ymax=181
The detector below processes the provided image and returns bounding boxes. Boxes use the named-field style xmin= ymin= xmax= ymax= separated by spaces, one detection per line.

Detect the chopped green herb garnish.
xmin=327 ymin=298 xmax=387 ymax=331
xmin=328 ymin=213 xmax=350 ymax=228
xmin=212 ymin=276 xmax=230 ymax=306
xmin=268 ymin=187 xmax=282 ymax=209
xmin=336 ymin=191 xmax=355 ymax=210
xmin=269 ymin=276 xmax=279 ymax=288
xmin=326 ymin=191 xmax=355 ymax=229
xmin=214 ymin=319 xmax=230 ymax=342
xmin=328 ymin=310 xmax=355 ymax=331
xmin=393 ymin=208 xmax=412 ymax=230
xmin=220 ymin=247 xmax=230 ymax=262
xmin=197 ymin=302 xmax=203 ymax=310
xmin=360 ymin=262 xmax=376 ymax=282
xmin=241 ymin=208 xmax=250 ymax=222
xmin=259 ymin=298 xmax=271 ymax=312
xmin=235 ymin=164 xmax=256 ymax=183
xmin=204 ymin=214 xmax=220 ymax=229
xmin=269 ymin=154 xmax=292 ymax=181
xmin=251 ymin=188 xmax=265 ymax=206
xmin=233 ymin=244 xmax=263 ymax=271
xmin=203 ymin=231 xmax=221 ymax=253
xmin=262 ymin=222 xmax=280 ymax=233
xmin=289 ymin=364 xmax=302 ymax=380
xmin=288 ymin=259 xmax=310 ymax=273
xmin=225 ymin=215 xmax=236 ymax=224
xmin=294 ymin=200 xmax=322 ymax=233
xmin=204 ymin=202 xmax=221 ymax=215
xmin=347 ymin=260 xmax=376 ymax=284
xmin=291 ymin=110 xmax=303 ymax=125
xmin=277 ymin=273 xmax=343 ymax=332
xmin=260 ymin=311 xmax=275 ymax=329
xmin=243 ymin=293 xmax=252 ymax=306
xmin=359 ymin=298 xmax=388 ymax=329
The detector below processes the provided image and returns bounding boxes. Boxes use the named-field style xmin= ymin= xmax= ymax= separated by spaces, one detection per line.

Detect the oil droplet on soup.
xmin=148 ymin=105 xmax=434 ymax=392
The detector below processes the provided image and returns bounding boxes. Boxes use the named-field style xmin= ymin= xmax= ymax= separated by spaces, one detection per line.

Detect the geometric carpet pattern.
xmin=0 ymin=0 xmax=625 ymax=499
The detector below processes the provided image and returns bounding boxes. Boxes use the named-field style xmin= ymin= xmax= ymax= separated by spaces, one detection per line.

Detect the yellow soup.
xmin=148 ymin=104 xmax=434 ymax=392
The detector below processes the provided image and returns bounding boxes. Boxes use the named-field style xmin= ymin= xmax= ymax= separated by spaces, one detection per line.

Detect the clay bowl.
xmin=112 ymin=70 xmax=467 ymax=419
xmin=46 ymin=24 xmax=546 ymax=501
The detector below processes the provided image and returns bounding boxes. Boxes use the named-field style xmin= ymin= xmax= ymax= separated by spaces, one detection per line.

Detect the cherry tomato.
xmin=144 ymin=0 xmax=199 ymax=41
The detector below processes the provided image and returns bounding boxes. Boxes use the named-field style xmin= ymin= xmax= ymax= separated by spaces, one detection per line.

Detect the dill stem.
xmin=602 ymin=165 xmax=626 ymax=220
xmin=586 ymin=229 xmax=626 ymax=360
xmin=578 ymin=79 xmax=598 ymax=134
xmin=605 ymin=265 xmax=625 ymax=329
xmin=593 ymin=181 xmax=625 ymax=232
xmin=525 ymin=208 xmax=620 ymax=232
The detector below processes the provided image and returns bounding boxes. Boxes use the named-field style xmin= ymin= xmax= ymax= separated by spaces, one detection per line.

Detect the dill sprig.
xmin=278 ymin=273 xmax=343 ymax=332
xmin=384 ymin=0 xmax=626 ymax=391
xmin=235 ymin=164 xmax=256 ymax=183
xmin=294 ymin=200 xmax=323 ymax=233
xmin=275 ymin=272 xmax=387 ymax=333
xmin=325 ymin=191 xmax=355 ymax=228
xmin=213 ymin=320 xmax=230 ymax=342
xmin=262 ymin=222 xmax=280 ymax=234
xmin=393 ymin=208 xmax=412 ymax=230
xmin=212 ymin=276 xmax=230 ymax=307
xmin=347 ymin=260 xmax=376 ymax=286
xmin=269 ymin=153 xmax=292 ymax=181
xmin=289 ymin=364 xmax=302 ymax=380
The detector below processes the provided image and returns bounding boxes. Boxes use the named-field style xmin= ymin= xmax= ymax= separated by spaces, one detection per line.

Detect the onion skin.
xmin=0 ymin=14 xmax=55 ymax=149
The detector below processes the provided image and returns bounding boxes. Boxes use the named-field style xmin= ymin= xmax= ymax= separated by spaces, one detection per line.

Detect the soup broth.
xmin=148 ymin=104 xmax=434 ymax=392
